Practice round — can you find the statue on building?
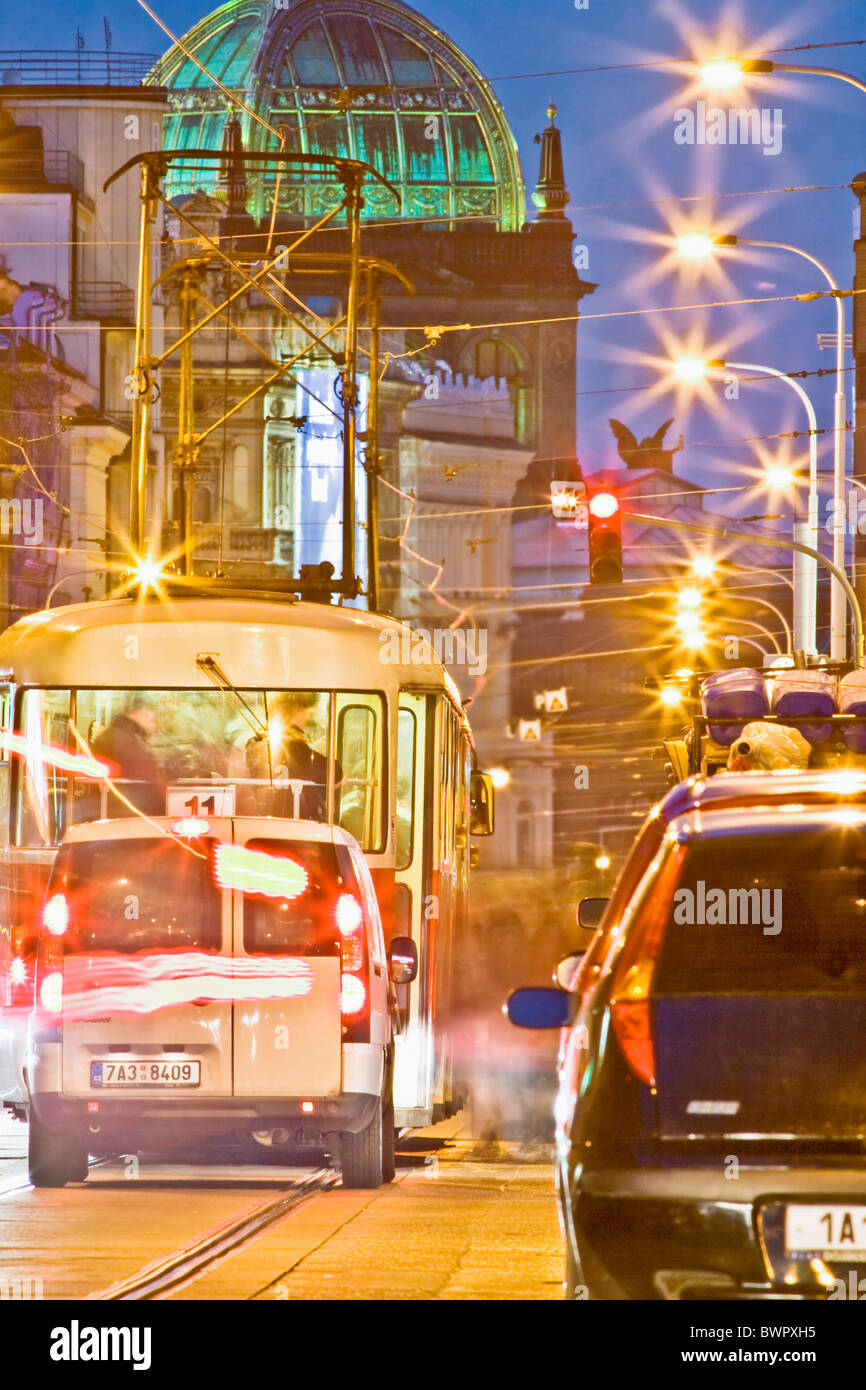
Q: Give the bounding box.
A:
[608,417,684,472]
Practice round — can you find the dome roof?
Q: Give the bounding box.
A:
[148,0,525,229]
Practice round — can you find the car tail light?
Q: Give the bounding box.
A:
[337,892,369,1040]
[609,844,684,1087]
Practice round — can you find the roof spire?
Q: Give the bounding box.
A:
[531,102,569,221]
[218,111,248,216]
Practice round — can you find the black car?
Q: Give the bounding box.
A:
[510,780,866,1300]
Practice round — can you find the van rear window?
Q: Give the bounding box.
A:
[654,827,866,993]
[50,837,221,953]
[241,839,353,957]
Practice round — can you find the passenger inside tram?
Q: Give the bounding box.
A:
[18,686,383,851]
[89,696,165,816]
[246,691,335,821]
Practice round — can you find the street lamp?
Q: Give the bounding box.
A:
[672,355,819,654]
[674,231,849,659]
[699,55,866,99]
[685,559,793,654]
[764,463,795,490]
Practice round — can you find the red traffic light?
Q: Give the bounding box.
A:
[587,489,623,584]
[588,491,619,520]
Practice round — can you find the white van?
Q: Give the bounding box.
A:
[24,816,417,1188]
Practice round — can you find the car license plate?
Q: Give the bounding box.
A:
[90,1059,201,1088]
[785,1205,866,1259]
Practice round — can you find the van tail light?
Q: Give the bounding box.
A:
[337,892,369,1041]
[39,971,63,1015]
[340,974,367,1016]
[609,845,684,1088]
[34,895,67,1034]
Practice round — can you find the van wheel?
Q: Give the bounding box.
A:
[381,1095,396,1184]
[28,1116,88,1188]
[340,1101,384,1189]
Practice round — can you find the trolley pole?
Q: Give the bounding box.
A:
[365,268,381,612]
[129,157,161,554]
[340,166,364,601]
[175,263,198,576]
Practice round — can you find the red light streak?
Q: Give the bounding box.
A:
[52,951,314,1020]
[2,732,109,780]
[212,843,309,899]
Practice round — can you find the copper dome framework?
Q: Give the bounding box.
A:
[148,0,526,230]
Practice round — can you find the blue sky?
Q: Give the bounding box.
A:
[6,0,865,517]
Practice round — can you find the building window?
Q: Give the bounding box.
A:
[516,798,535,864]
[472,337,519,384]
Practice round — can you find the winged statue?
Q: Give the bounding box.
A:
[608,417,684,472]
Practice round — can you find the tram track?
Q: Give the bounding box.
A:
[91,1167,339,1300]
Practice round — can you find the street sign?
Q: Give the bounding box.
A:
[551,479,587,527]
[543,687,568,713]
[518,718,542,741]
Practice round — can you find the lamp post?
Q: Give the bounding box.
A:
[673,356,820,654]
[677,232,849,659]
[629,506,866,665]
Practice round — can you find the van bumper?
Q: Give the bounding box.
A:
[29,1090,381,1145]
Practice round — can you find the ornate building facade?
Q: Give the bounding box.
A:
[0,0,595,867]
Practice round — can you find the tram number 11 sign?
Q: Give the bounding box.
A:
[166,786,237,817]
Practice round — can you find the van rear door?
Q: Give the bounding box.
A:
[229,827,342,1098]
[651,822,866,1141]
[57,826,232,1098]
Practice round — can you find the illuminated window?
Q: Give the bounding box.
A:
[325,16,386,85]
[449,115,494,182]
[303,112,350,179]
[354,114,401,183]
[171,16,259,89]
[380,26,434,84]
[402,115,448,182]
[291,20,339,85]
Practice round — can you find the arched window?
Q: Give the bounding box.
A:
[171,480,215,524]
[472,337,519,384]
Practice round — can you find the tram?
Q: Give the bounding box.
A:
[0,587,494,1131]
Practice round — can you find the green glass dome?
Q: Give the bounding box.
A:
[148,0,525,229]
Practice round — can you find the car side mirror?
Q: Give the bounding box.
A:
[388,935,418,985]
[554,951,585,992]
[577,896,609,931]
[469,770,495,836]
[505,986,570,1030]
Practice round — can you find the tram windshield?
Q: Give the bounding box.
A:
[14,687,385,853]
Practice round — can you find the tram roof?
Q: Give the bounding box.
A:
[0,596,468,711]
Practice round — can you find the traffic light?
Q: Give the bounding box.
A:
[587,490,622,584]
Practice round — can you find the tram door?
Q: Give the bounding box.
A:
[393,692,435,1126]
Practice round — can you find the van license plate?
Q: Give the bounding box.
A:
[90,1060,201,1087]
[785,1205,866,1258]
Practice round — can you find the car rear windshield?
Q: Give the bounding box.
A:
[50,837,221,953]
[653,826,866,992]
[241,839,353,957]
